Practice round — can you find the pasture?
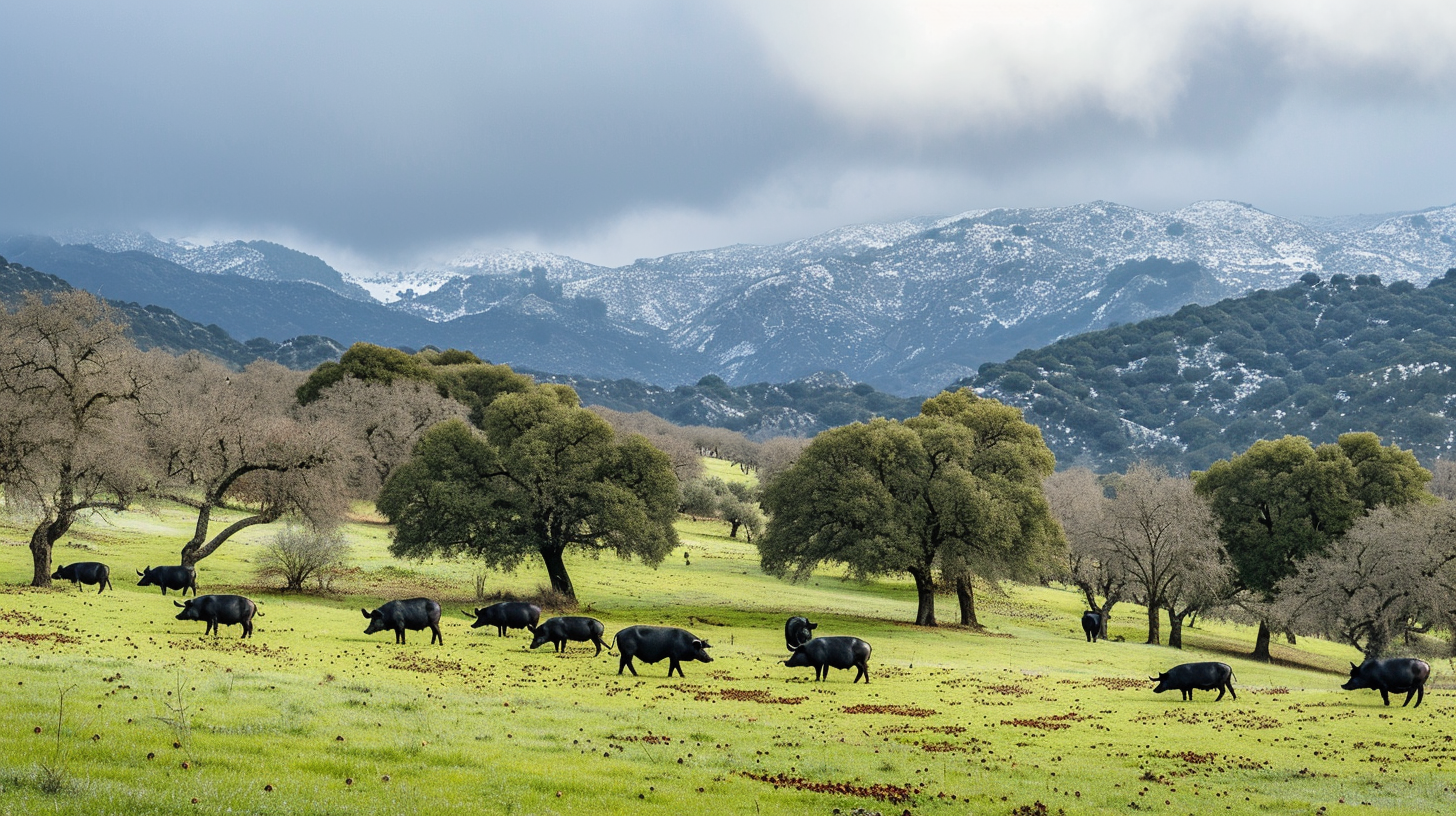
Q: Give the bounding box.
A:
[1,494,1453,815]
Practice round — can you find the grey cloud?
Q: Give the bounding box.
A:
[1,2,1454,267]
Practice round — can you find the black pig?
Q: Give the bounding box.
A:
[137,565,198,597]
[364,598,442,645]
[1151,662,1236,701]
[52,562,112,593]
[784,636,872,683]
[784,615,818,651]
[174,595,257,638]
[1342,658,1430,707]
[466,602,541,636]
[611,625,712,677]
[528,616,607,655]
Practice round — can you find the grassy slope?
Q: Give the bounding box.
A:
[1,482,1453,815]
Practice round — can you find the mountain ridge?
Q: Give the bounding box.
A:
[15,199,1456,394]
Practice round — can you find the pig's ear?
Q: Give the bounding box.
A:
[807,622,818,630]
[361,609,371,619]
[1350,662,1360,670]
[174,601,185,608]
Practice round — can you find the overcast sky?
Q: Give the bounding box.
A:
[4,1,1456,271]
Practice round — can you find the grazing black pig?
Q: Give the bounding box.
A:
[363,598,442,645]
[174,595,257,638]
[466,602,542,636]
[52,562,112,593]
[612,625,712,677]
[784,636,872,683]
[1341,658,1431,707]
[1081,611,1102,642]
[1151,662,1236,701]
[137,565,198,597]
[528,616,607,655]
[784,615,818,651]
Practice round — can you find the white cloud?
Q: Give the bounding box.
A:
[731,1,1456,137]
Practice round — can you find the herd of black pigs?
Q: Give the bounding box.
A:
[50,559,1432,708]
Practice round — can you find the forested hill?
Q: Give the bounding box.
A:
[528,370,925,440]
[0,256,344,369]
[967,270,1456,472]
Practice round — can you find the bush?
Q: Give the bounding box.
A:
[255,525,352,591]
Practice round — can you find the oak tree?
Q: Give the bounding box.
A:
[1194,433,1429,659]
[377,386,680,600]
[758,390,1060,626]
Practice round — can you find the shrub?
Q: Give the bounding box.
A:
[255,525,352,591]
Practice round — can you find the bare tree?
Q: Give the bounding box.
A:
[0,293,152,587]
[147,354,348,567]
[1430,459,1456,501]
[1161,539,1233,648]
[589,407,703,482]
[1274,503,1456,659]
[1099,464,1224,645]
[309,377,465,497]
[1044,468,1122,639]
[757,436,810,485]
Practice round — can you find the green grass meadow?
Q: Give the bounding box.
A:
[2,475,1455,815]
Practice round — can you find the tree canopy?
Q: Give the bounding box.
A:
[1193,432,1429,658]
[0,292,152,586]
[757,390,1061,626]
[377,386,680,600]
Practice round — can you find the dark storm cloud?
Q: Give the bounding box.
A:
[0,2,828,260]
[3,2,1456,266]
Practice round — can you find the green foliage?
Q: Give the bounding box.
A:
[534,370,923,438]
[680,476,762,539]
[969,270,1456,471]
[297,342,436,404]
[1193,434,1430,596]
[432,361,535,426]
[377,387,680,600]
[758,390,1061,625]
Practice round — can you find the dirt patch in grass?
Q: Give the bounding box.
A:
[0,609,42,626]
[1000,712,1093,731]
[168,639,290,661]
[1086,676,1146,691]
[0,630,81,645]
[388,653,466,676]
[736,771,919,803]
[664,684,807,705]
[841,704,936,717]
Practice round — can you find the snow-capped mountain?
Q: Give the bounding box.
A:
[22,200,1456,394]
[377,200,1456,392]
[53,230,373,301]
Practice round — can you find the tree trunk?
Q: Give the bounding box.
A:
[1252,620,1272,661]
[28,513,73,588]
[957,575,978,627]
[1167,610,1184,649]
[1285,630,1298,645]
[540,546,576,601]
[29,526,54,588]
[1146,601,1161,645]
[910,569,936,627]
[181,511,282,567]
